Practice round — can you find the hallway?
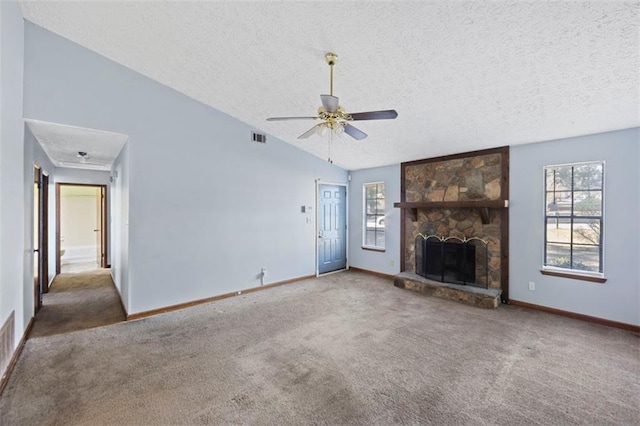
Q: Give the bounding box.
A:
[30,270,125,338]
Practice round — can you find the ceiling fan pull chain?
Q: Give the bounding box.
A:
[328,129,333,163]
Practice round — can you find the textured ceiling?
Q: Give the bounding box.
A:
[19,1,640,170]
[26,120,128,171]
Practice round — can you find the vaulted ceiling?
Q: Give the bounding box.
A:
[19,1,639,170]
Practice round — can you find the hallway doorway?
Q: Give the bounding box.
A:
[56,184,108,274]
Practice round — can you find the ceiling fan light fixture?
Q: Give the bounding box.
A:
[266,52,398,148]
[333,123,344,137]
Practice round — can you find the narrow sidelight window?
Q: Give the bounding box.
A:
[544,161,604,275]
[363,182,385,250]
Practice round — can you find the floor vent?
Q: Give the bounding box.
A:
[0,311,15,378]
[252,132,267,144]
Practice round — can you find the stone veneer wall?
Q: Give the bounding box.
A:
[402,152,507,290]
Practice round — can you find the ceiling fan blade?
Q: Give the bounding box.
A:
[266,116,318,121]
[298,123,324,139]
[320,95,339,113]
[343,123,367,140]
[349,109,398,121]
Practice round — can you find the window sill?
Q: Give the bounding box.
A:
[540,268,607,283]
[362,246,386,253]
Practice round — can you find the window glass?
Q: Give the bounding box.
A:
[363,182,385,249]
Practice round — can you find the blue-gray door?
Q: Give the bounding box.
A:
[318,184,347,274]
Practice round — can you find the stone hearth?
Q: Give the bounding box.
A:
[394,272,501,309]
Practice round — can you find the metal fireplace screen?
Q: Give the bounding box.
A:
[415,235,489,288]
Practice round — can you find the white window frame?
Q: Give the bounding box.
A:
[542,160,605,279]
[362,182,386,251]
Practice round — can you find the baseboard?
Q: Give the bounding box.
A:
[0,317,35,397]
[127,274,316,321]
[348,266,395,280]
[509,299,640,333]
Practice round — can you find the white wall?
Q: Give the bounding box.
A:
[348,165,401,276]
[60,190,99,248]
[24,22,347,315]
[510,128,640,326]
[0,1,26,353]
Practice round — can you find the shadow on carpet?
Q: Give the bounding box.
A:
[29,269,125,338]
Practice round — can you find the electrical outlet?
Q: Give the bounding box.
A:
[390,260,395,267]
[528,281,535,291]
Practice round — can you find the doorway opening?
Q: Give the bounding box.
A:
[56,183,108,274]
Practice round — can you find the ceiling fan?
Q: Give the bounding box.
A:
[266,52,398,141]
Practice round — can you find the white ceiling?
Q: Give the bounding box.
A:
[26,119,128,171]
[19,1,639,170]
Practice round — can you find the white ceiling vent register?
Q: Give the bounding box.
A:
[252,132,267,144]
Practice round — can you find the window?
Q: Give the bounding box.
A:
[363,182,385,250]
[544,161,604,275]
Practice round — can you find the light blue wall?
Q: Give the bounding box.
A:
[510,128,640,326]
[348,165,401,276]
[0,1,27,350]
[23,22,347,314]
[111,145,129,308]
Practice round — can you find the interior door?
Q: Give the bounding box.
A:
[317,184,347,274]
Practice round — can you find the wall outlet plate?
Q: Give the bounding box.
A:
[528,281,535,291]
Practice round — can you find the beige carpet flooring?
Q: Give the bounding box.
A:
[29,269,125,338]
[1,271,638,425]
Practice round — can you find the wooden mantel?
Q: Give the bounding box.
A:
[393,199,509,224]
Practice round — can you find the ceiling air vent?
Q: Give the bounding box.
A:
[252,132,267,144]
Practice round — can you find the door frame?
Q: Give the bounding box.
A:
[41,173,49,293]
[33,165,43,312]
[55,183,108,274]
[315,180,349,276]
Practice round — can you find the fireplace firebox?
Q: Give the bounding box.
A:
[415,235,489,288]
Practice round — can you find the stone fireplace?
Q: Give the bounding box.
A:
[393,147,509,308]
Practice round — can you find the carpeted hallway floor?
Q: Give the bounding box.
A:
[29,269,125,338]
[1,271,638,425]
